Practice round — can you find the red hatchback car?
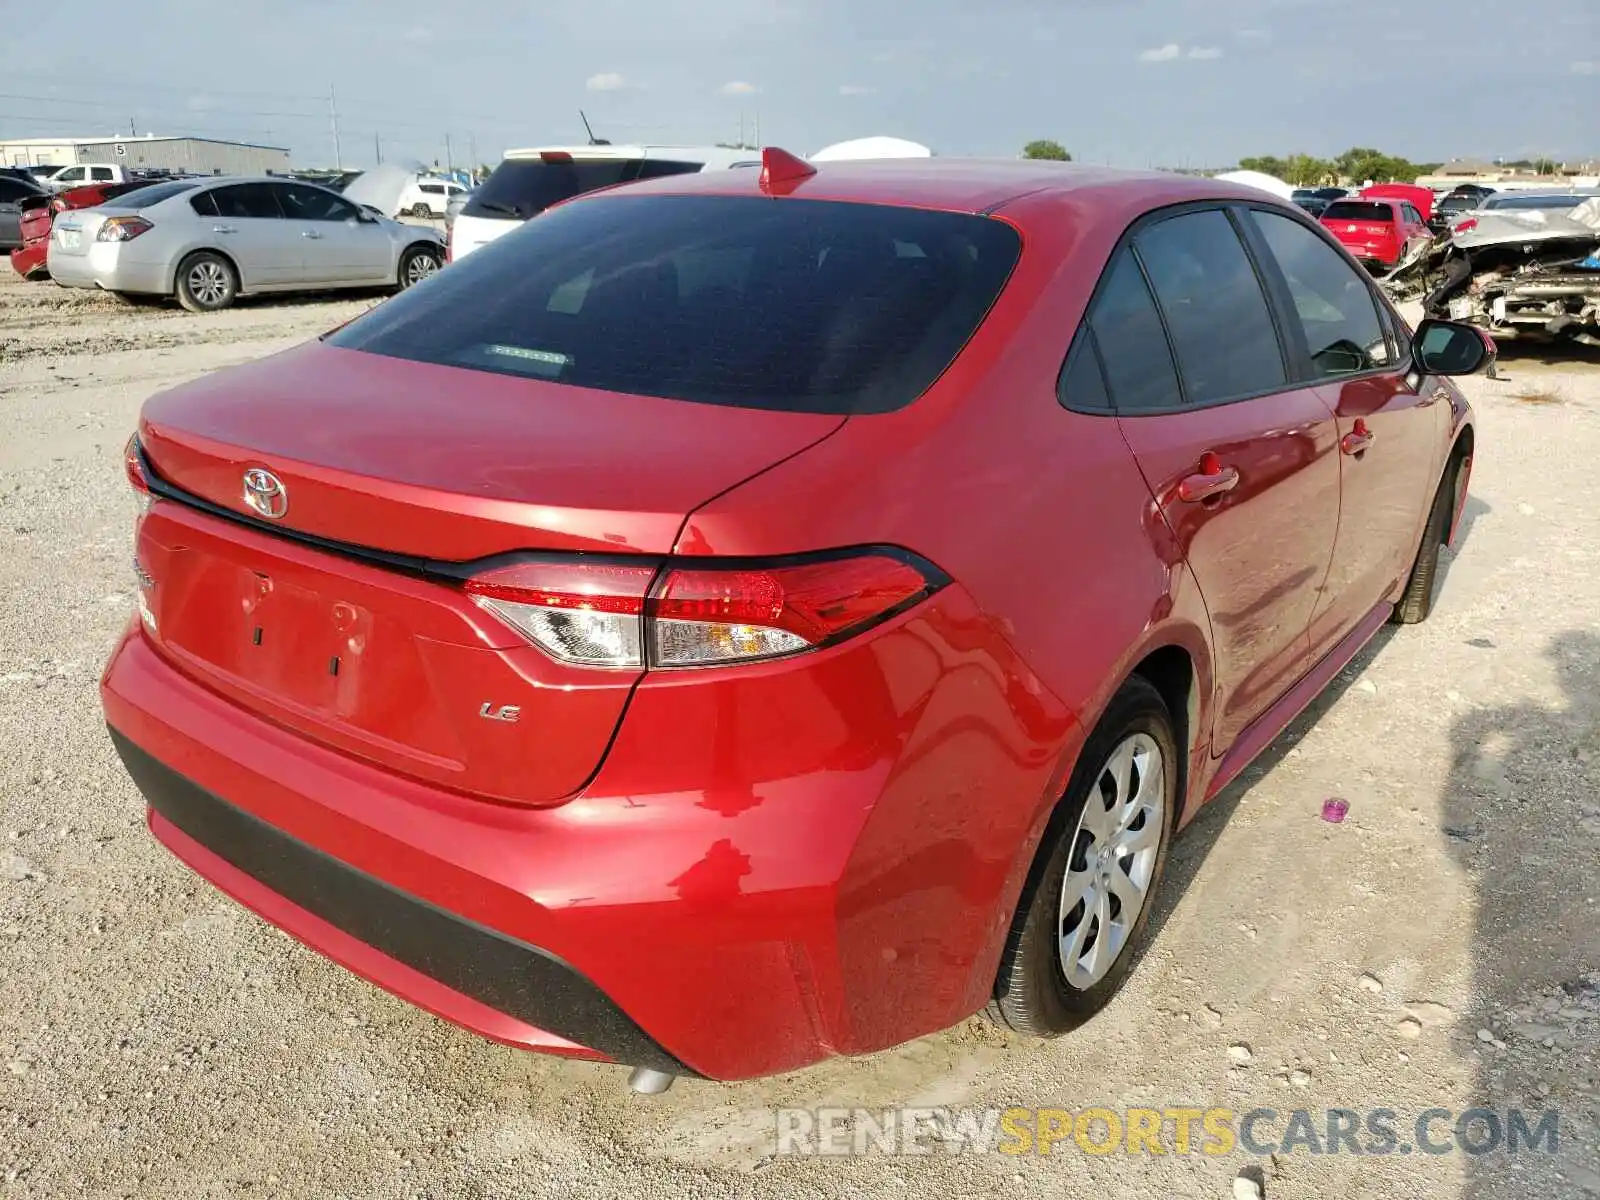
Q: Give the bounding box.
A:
[102,151,1490,1089]
[1319,196,1433,272]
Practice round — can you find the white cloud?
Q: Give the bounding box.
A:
[586,72,628,92]
[1573,61,1599,75]
[1138,42,1224,63]
[719,80,759,95]
[402,25,434,43]
[838,84,877,96]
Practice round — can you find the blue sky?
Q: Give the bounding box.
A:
[7,0,1597,168]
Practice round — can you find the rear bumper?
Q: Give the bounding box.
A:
[111,728,689,1073]
[47,244,168,293]
[10,242,48,279]
[102,597,1078,1080]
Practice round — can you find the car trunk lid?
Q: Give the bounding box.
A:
[134,340,845,805]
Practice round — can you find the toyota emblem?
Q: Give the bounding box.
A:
[242,468,289,520]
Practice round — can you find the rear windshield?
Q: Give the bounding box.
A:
[1323,201,1395,222]
[329,194,1022,416]
[97,180,199,209]
[462,157,641,220]
[1486,194,1586,210]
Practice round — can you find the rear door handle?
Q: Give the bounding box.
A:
[212,225,237,234]
[1341,419,1376,456]
[1177,454,1240,503]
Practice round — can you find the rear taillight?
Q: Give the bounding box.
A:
[97,216,152,242]
[464,550,945,670]
[124,433,153,514]
[1453,218,1478,234]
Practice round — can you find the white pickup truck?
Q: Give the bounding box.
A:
[44,164,134,191]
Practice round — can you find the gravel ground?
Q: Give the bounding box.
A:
[1,270,1598,1200]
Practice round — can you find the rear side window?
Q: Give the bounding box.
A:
[1251,211,1397,379]
[210,184,283,219]
[634,160,706,180]
[461,158,636,220]
[190,190,219,217]
[328,194,1021,416]
[1058,332,1111,411]
[90,167,114,181]
[1087,252,1182,411]
[1134,209,1286,404]
[1323,201,1395,223]
[278,183,357,221]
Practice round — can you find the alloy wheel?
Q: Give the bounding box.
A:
[188,262,228,307]
[405,253,439,286]
[1058,732,1165,989]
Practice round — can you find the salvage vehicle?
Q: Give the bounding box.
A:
[1384,197,1600,346]
[0,172,49,252]
[450,144,761,262]
[103,151,1490,1090]
[1361,183,1435,224]
[11,179,167,280]
[1319,197,1433,272]
[48,176,445,311]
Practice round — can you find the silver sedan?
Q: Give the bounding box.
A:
[47,177,445,311]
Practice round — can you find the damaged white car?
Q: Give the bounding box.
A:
[1382,198,1600,347]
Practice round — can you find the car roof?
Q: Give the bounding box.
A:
[502,144,761,168]
[569,156,1307,217]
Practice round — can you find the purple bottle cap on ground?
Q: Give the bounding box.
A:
[1321,798,1349,823]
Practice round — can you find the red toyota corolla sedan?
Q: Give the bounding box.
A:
[102,150,1490,1090]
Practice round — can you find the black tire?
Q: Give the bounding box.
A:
[1392,462,1457,625]
[410,203,431,218]
[987,676,1178,1036]
[396,245,442,291]
[174,251,237,313]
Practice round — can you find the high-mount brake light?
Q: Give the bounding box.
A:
[539,150,575,164]
[464,551,944,670]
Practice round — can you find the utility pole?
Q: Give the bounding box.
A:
[753,109,760,148]
[467,132,477,174]
[128,117,136,137]
[374,131,381,165]
[445,132,454,174]
[328,84,343,170]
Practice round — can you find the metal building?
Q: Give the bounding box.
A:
[0,135,291,175]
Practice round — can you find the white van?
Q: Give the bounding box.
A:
[448,145,761,262]
[395,176,470,219]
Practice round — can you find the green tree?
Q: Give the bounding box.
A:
[1237,155,1289,179]
[1022,139,1071,161]
[1533,157,1558,176]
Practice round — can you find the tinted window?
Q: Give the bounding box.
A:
[1485,194,1587,210]
[1251,211,1397,379]
[211,184,283,219]
[461,158,636,220]
[278,183,357,221]
[634,160,706,180]
[1088,251,1182,411]
[1134,210,1285,404]
[1401,205,1422,223]
[0,178,35,202]
[1058,332,1111,411]
[420,183,444,194]
[329,194,1021,416]
[96,180,199,210]
[90,167,114,181]
[190,190,219,217]
[1323,201,1395,223]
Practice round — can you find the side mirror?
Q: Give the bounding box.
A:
[1412,318,1496,377]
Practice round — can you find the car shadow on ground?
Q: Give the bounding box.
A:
[1442,627,1600,1199]
[1139,622,1399,955]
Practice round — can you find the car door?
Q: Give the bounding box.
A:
[1099,207,1342,752]
[276,183,392,284]
[1399,204,1429,258]
[1245,208,1448,660]
[0,178,34,248]
[203,183,300,288]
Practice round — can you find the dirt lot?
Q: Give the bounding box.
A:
[1,270,1598,1200]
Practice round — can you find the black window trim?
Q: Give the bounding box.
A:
[1058,199,1301,418]
[1239,201,1418,390]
